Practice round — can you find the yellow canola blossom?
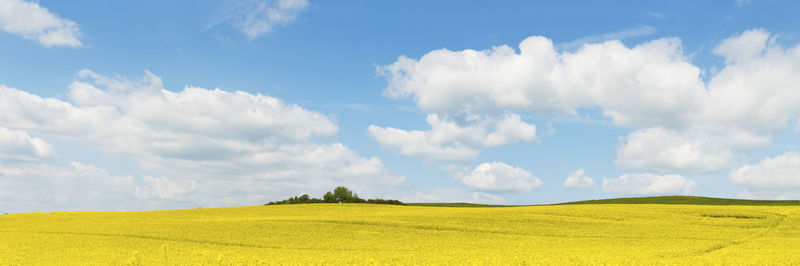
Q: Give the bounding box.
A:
[1,204,799,264]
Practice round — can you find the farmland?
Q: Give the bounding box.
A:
[2,198,800,264]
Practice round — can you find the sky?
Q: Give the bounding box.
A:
[2,0,800,213]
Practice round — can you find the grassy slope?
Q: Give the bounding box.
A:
[557,195,800,206]
[409,196,800,207]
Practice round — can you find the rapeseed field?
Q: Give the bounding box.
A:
[1,203,799,264]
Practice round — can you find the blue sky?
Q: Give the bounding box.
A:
[2,0,800,213]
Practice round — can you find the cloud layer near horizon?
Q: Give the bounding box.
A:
[731,152,800,199]
[0,70,404,213]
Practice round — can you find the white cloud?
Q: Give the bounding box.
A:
[735,0,752,7]
[134,176,197,200]
[562,38,706,128]
[626,29,800,174]
[380,36,565,114]
[645,12,667,19]
[456,162,542,192]
[392,188,506,205]
[713,29,770,64]
[375,31,705,166]
[377,29,800,174]
[615,127,770,173]
[563,169,594,188]
[701,29,800,134]
[616,29,800,174]
[379,35,704,128]
[0,129,142,213]
[0,127,56,161]
[730,152,800,197]
[217,0,309,39]
[737,190,800,200]
[483,113,537,147]
[368,113,536,162]
[367,125,478,162]
[0,0,83,47]
[558,25,657,50]
[0,160,136,213]
[603,173,696,196]
[0,70,404,211]
[794,119,800,133]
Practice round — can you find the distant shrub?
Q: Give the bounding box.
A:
[266,186,403,205]
[367,198,404,205]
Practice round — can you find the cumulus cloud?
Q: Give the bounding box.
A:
[375,31,704,166]
[379,35,704,127]
[730,152,800,199]
[615,127,769,173]
[0,0,83,47]
[0,70,404,211]
[483,113,537,146]
[456,162,542,192]
[616,29,800,174]
[563,169,594,188]
[367,125,478,162]
[0,127,56,161]
[0,127,192,213]
[603,173,696,196]
[377,28,800,174]
[368,113,536,162]
[0,160,136,213]
[214,0,309,39]
[701,30,800,134]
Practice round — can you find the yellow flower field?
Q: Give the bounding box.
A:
[1,203,799,264]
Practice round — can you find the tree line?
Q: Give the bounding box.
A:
[266,186,404,205]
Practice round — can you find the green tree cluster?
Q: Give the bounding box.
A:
[267,186,403,205]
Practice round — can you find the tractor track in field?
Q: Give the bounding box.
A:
[2,217,732,249]
[664,212,789,258]
[0,230,409,252]
[290,219,730,241]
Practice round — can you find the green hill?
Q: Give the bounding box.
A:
[408,196,800,207]
[557,196,800,206]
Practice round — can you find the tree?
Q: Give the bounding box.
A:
[323,191,336,203]
[265,186,402,205]
[332,186,353,203]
